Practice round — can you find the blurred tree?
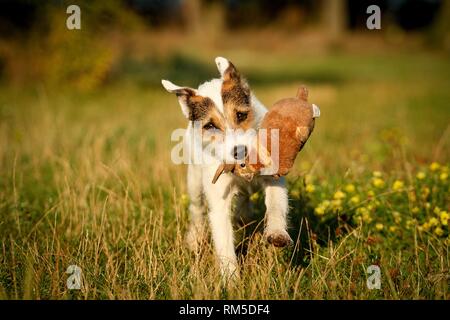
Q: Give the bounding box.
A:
[427,0,450,50]
[0,0,144,90]
[127,0,184,27]
[390,0,442,30]
[181,0,201,34]
[321,0,347,40]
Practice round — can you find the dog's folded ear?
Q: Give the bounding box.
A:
[162,79,196,96]
[161,79,200,120]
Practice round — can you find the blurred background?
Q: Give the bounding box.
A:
[0,0,448,90]
[0,0,449,178]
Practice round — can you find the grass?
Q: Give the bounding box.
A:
[0,49,449,299]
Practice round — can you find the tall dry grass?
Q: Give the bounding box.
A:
[0,50,449,299]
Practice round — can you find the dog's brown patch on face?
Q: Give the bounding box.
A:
[221,62,254,130]
[173,88,212,121]
[185,95,216,122]
[175,89,226,136]
[201,107,226,136]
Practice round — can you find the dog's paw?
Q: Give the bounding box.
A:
[265,229,293,248]
[219,260,240,282]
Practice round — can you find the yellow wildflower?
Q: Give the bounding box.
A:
[421,187,430,199]
[363,213,372,223]
[434,227,444,237]
[430,162,440,171]
[392,211,402,224]
[345,184,356,193]
[429,217,439,227]
[315,200,330,216]
[433,207,441,215]
[356,207,372,223]
[333,190,346,200]
[416,171,426,180]
[305,184,315,193]
[350,195,360,204]
[392,180,404,191]
[375,223,384,231]
[250,192,260,202]
[422,222,430,231]
[367,190,375,197]
[315,206,325,216]
[372,178,385,188]
[440,172,448,181]
[440,211,449,226]
[331,199,342,211]
[389,226,398,232]
[411,207,420,214]
[356,207,368,215]
[373,171,382,178]
[180,194,190,207]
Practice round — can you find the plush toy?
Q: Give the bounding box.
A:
[212,86,320,183]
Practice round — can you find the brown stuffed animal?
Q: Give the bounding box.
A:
[212,86,320,183]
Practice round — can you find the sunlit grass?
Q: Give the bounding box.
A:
[0,50,449,299]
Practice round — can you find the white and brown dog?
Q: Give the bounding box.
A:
[162,57,292,277]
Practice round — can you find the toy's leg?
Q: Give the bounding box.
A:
[262,176,293,247]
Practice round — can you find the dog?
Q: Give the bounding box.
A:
[162,57,293,277]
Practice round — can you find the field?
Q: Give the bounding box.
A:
[0,49,449,299]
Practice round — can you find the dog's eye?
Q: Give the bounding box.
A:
[203,122,218,130]
[236,112,248,123]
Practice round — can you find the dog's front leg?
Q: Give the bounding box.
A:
[204,169,238,278]
[262,176,293,247]
[185,164,207,252]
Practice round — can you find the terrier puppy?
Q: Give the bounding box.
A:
[162,57,292,277]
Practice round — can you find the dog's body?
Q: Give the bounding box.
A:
[162,58,292,277]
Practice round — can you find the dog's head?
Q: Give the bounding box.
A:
[162,57,262,166]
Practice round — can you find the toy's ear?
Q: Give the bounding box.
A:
[297,86,308,102]
[161,79,198,119]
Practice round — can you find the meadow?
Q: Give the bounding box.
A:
[0,49,449,299]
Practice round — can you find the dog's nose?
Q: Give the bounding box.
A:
[232,145,247,160]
